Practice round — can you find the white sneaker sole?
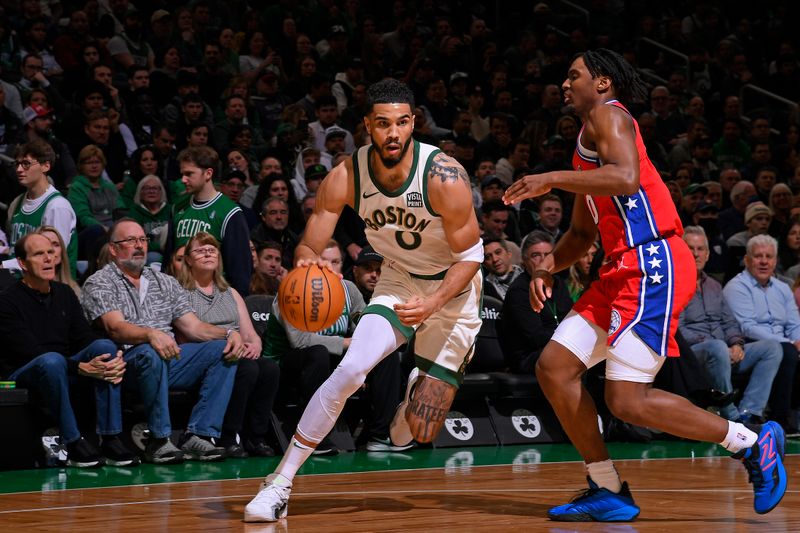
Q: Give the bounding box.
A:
[243,504,288,522]
[390,367,420,447]
[366,441,415,452]
[244,496,289,522]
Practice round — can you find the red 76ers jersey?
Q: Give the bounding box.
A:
[571,100,683,260]
[569,100,695,358]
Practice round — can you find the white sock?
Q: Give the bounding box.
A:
[273,437,314,483]
[720,421,758,454]
[586,459,622,493]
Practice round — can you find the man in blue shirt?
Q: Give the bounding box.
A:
[723,234,800,432]
[681,227,782,423]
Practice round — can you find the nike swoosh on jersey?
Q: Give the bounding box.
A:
[362,190,381,199]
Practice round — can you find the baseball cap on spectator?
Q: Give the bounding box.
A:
[744,202,772,224]
[150,9,170,24]
[481,175,505,189]
[305,164,328,182]
[23,104,53,124]
[450,72,469,85]
[693,202,718,214]
[355,246,383,266]
[534,3,551,14]
[330,25,347,36]
[683,183,708,196]
[542,135,565,147]
[325,126,347,141]
[124,5,139,17]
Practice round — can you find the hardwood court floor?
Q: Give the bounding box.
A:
[0,444,798,532]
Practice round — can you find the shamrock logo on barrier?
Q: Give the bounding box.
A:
[444,411,474,441]
[511,409,541,438]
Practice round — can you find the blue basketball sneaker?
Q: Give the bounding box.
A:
[732,421,787,514]
[547,477,640,522]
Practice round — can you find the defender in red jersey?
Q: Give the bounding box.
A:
[504,49,786,521]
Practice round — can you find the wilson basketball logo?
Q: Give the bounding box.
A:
[308,277,324,323]
[278,264,345,332]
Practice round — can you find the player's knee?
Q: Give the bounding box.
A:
[536,344,579,386]
[405,376,456,443]
[326,360,368,399]
[605,390,644,424]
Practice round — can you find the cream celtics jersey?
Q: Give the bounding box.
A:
[353,140,454,277]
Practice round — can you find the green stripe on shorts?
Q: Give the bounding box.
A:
[409,268,449,280]
[362,304,415,339]
[414,354,463,388]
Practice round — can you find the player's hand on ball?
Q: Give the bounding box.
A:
[296,258,342,278]
[395,296,439,326]
[529,270,554,312]
[503,173,552,205]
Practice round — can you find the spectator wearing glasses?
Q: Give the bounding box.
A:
[179,232,280,458]
[81,219,243,463]
[499,231,573,373]
[169,146,253,295]
[6,139,78,277]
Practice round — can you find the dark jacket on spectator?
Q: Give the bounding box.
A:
[499,270,572,373]
[0,280,97,378]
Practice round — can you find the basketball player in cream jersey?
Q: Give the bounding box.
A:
[245,79,484,522]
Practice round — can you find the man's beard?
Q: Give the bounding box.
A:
[121,256,146,274]
[372,135,412,169]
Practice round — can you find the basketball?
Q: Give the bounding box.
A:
[278,264,346,332]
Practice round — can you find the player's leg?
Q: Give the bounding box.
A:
[604,332,787,515]
[541,311,641,522]
[244,313,405,522]
[536,341,609,463]
[392,271,481,445]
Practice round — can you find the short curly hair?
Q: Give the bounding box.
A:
[367,78,415,112]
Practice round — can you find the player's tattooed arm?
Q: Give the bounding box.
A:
[429,152,470,186]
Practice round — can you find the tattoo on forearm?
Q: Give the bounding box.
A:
[430,153,470,186]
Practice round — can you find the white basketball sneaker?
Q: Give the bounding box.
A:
[244,473,292,522]
[390,367,420,447]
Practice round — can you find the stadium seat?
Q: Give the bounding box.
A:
[245,294,274,337]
